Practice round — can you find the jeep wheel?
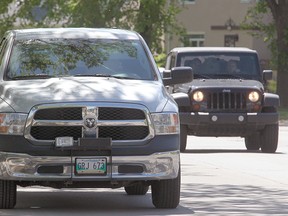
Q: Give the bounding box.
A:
[180,125,188,152]
[244,134,261,150]
[0,180,17,209]
[260,123,278,153]
[124,183,149,195]
[151,169,180,208]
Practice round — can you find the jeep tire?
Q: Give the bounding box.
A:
[180,125,188,152]
[0,180,17,209]
[244,133,261,150]
[260,123,278,153]
[151,169,180,208]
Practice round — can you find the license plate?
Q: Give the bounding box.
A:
[75,158,107,175]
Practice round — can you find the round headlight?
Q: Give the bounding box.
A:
[193,91,204,102]
[248,91,260,102]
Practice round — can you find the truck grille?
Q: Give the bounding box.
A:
[27,104,151,142]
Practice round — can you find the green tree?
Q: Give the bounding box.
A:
[0,0,183,54]
[242,0,288,108]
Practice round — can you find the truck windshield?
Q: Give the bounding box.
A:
[177,52,261,80]
[6,38,154,80]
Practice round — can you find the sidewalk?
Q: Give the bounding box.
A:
[279,120,288,126]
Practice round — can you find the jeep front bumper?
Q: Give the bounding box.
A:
[180,112,279,136]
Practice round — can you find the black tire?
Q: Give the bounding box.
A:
[151,169,180,208]
[180,125,188,152]
[0,180,17,209]
[124,183,149,195]
[260,123,278,153]
[244,133,261,150]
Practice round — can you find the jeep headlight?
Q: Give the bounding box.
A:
[0,113,27,135]
[248,91,260,102]
[151,113,180,135]
[192,91,204,102]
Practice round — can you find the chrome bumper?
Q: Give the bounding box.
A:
[0,151,179,181]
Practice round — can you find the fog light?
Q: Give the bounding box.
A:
[238,115,244,122]
[211,115,218,122]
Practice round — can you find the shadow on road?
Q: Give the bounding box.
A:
[182,149,285,154]
[181,183,288,215]
[0,188,194,216]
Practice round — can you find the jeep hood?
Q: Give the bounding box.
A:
[182,79,264,91]
[0,77,171,113]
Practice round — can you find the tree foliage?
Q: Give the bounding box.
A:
[242,0,288,108]
[0,0,184,53]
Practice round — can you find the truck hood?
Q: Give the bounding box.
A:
[0,77,169,113]
[182,79,264,91]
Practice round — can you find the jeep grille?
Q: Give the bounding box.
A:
[208,92,246,110]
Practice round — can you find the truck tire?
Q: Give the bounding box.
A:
[124,183,149,195]
[244,134,261,150]
[0,180,17,209]
[151,169,180,208]
[180,125,187,152]
[260,123,278,153]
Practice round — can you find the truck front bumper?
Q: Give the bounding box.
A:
[180,112,279,136]
[0,151,179,181]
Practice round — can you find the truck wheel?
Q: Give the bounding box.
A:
[124,183,149,195]
[260,123,278,153]
[151,169,180,208]
[244,134,260,150]
[0,180,17,209]
[180,125,187,152]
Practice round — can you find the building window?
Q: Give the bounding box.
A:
[183,34,205,47]
[182,0,196,4]
[224,34,239,47]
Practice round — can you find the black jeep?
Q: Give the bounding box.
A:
[164,47,280,153]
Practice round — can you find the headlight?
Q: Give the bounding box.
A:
[192,91,204,102]
[248,91,260,102]
[0,113,27,135]
[151,113,180,135]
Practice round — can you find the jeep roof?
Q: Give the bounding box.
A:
[170,47,257,54]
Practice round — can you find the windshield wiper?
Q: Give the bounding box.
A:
[194,74,212,79]
[10,74,55,80]
[216,74,243,79]
[73,74,137,80]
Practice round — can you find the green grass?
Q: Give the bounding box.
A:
[279,108,288,120]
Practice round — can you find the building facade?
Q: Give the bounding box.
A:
[166,0,272,63]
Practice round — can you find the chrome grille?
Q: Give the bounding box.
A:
[27,104,152,142]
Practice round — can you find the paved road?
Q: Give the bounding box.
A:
[1,127,288,216]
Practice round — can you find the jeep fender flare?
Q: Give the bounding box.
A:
[263,92,280,108]
[171,92,190,107]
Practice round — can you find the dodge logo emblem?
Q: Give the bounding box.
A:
[84,117,96,128]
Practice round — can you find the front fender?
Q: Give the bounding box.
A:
[263,92,280,107]
[171,92,190,107]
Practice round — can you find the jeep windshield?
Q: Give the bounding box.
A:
[6,38,155,80]
[177,52,261,81]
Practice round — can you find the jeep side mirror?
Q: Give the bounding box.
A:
[263,70,273,81]
[162,66,193,86]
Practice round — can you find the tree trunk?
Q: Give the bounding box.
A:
[267,0,288,108]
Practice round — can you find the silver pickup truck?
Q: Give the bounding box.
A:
[0,28,192,209]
